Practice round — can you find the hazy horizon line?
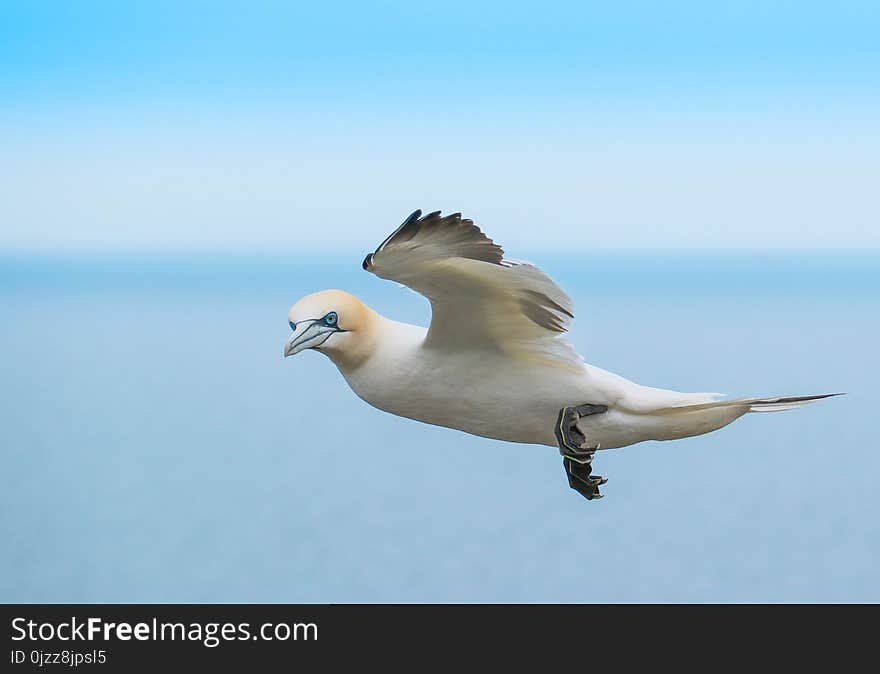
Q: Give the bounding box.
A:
[2,245,879,259]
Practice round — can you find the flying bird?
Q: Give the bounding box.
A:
[284,210,839,500]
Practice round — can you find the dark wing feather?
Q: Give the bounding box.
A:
[363,210,504,271]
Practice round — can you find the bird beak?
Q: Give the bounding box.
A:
[283,336,301,358]
[283,321,335,357]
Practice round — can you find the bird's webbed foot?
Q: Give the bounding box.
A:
[554,403,606,459]
[555,403,608,500]
[563,457,608,500]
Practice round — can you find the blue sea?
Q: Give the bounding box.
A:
[1,252,877,602]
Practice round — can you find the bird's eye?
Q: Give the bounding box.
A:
[324,311,338,326]
[289,321,296,332]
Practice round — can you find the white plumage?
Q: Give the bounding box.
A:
[284,210,839,497]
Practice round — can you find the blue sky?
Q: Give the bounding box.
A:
[1,1,878,251]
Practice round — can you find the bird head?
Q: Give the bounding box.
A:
[284,289,376,367]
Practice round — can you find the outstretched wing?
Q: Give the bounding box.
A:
[362,210,583,371]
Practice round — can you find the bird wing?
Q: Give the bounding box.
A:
[362,210,584,371]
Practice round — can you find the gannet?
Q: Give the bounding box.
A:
[284,210,840,500]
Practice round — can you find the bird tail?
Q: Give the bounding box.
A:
[597,391,844,447]
[629,392,844,445]
[664,392,844,414]
[743,393,845,412]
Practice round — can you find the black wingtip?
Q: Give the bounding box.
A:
[370,208,505,265]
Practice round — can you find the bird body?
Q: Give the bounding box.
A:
[299,297,804,450]
[284,210,839,498]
